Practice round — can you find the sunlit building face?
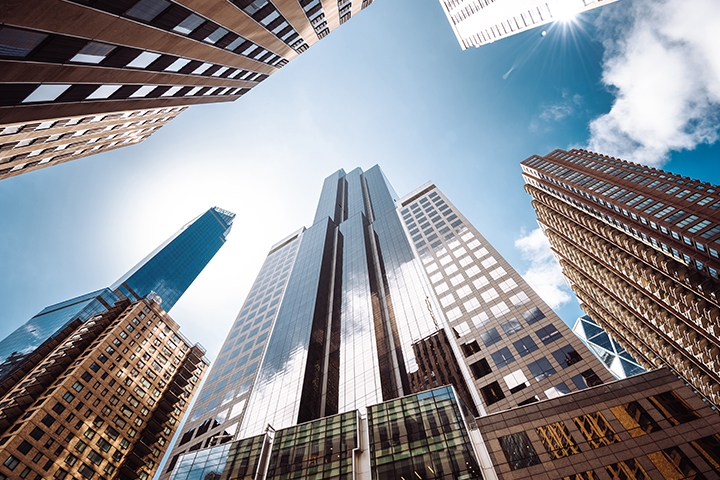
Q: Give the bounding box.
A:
[163,165,614,478]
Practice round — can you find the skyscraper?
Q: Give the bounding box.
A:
[438,0,619,49]
[0,206,234,390]
[0,0,376,180]
[162,166,613,478]
[573,314,645,379]
[0,296,208,480]
[522,148,720,406]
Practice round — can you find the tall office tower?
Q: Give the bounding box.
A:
[0,207,234,392]
[521,148,720,406]
[0,297,208,480]
[0,107,186,180]
[438,0,619,49]
[162,166,613,478]
[573,314,645,379]
[0,0,376,180]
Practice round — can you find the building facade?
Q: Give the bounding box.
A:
[0,297,208,480]
[477,367,720,479]
[162,166,614,478]
[522,148,720,406]
[438,0,619,49]
[0,106,185,180]
[0,206,234,389]
[0,0,376,179]
[573,314,645,380]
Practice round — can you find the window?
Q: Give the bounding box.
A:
[70,42,115,64]
[63,392,75,403]
[17,440,32,455]
[500,317,523,336]
[461,340,481,357]
[29,427,44,440]
[498,432,540,470]
[689,434,720,472]
[527,358,556,381]
[544,382,571,398]
[3,455,19,470]
[480,288,499,302]
[536,422,581,459]
[610,401,661,438]
[480,381,505,405]
[552,345,583,368]
[513,336,538,356]
[573,412,620,448]
[604,459,648,479]
[87,450,102,466]
[127,51,161,68]
[78,463,95,479]
[571,369,603,389]
[647,447,704,480]
[469,358,492,378]
[125,0,170,21]
[23,84,71,103]
[503,369,529,394]
[522,307,545,324]
[173,14,205,34]
[480,328,501,347]
[648,390,699,425]
[509,292,530,306]
[0,26,48,57]
[536,324,561,344]
[490,347,515,368]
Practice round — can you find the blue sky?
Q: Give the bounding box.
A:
[1,0,719,363]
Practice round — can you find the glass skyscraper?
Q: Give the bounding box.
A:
[573,314,645,379]
[163,166,614,478]
[0,206,234,383]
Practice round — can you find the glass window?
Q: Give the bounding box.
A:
[689,433,720,471]
[552,345,583,368]
[609,401,661,438]
[544,382,571,399]
[204,27,228,44]
[0,26,48,57]
[469,358,491,379]
[22,84,71,103]
[480,328,501,347]
[573,412,620,448]
[527,357,556,381]
[647,447,703,480]
[604,459,648,479]
[501,317,523,336]
[164,58,191,72]
[173,14,205,34]
[522,307,545,325]
[648,391,699,426]
[127,51,160,68]
[503,369,529,394]
[70,41,115,64]
[491,347,515,369]
[536,421,581,459]
[513,336,538,356]
[129,85,156,97]
[536,324,561,344]
[480,381,505,405]
[498,432,541,470]
[125,0,170,21]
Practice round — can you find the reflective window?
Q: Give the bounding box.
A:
[513,336,538,356]
[522,307,545,325]
[490,347,515,369]
[480,381,505,405]
[469,358,491,378]
[573,412,620,448]
[536,421,581,459]
[527,357,556,381]
[536,324,561,344]
[125,0,170,21]
[22,84,71,103]
[480,328,501,347]
[173,14,205,34]
[552,345,583,368]
[647,447,704,480]
[498,432,541,470]
[70,41,115,64]
[500,317,523,336]
[0,26,48,57]
[610,401,660,438]
[604,458,648,479]
[648,390,699,426]
[127,51,160,68]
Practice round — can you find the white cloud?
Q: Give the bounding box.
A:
[588,0,720,166]
[514,228,572,310]
[539,92,582,122]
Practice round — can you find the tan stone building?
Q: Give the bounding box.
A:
[0,298,207,480]
[522,148,720,406]
[0,0,376,179]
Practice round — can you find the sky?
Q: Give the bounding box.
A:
[1,0,720,371]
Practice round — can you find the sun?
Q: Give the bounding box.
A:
[551,0,583,23]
